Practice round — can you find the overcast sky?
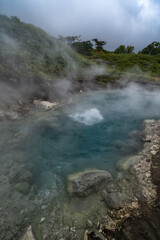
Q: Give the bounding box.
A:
[0,0,160,51]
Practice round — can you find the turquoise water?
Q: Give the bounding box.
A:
[1,85,160,236]
[17,86,160,189]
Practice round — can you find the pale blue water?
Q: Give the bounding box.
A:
[17,85,160,189]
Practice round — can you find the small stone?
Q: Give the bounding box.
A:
[84,230,90,240]
[124,213,130,218]
[40,217,45,224]
[150,150,157,155]
[33,100,58,110]
[70,227,76,232]
[41,205,48,210]
[21,225,36,240]
[132,202,139,208]
[15,182,29,195]
[43,234,48,240]
[86,219,93,228]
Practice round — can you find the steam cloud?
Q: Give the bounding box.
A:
[64,82,160,124]
[0,32,108,108]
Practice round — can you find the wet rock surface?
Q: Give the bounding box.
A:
[104,191,129,209]
[67,169,112,197]
[0,99,60,121]
[21,225,36,240]
[0,103,31,121]
[33,100,59,110]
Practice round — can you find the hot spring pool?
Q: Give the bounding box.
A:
[22,85,160,186]
[1,84,160,231]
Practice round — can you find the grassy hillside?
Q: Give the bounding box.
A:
[0,15,92,102]
[100,53,160,74]
[88,51,160,82]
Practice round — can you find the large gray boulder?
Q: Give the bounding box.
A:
[67,169,112,197]
[116,155,142,171]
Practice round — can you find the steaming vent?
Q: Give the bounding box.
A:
[69,108,103,126]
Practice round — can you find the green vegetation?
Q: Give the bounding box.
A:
[90,52,160,76]
[139,41,160,55]
[92,38,107,56]
[58,35,94,56]
[114,45,134,54]
[0,15,90,85]
[0,14,160,96]
[91,53,160,83]
[72,41,93,56]
[58,35,160,81]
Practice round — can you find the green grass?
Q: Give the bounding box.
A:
[84,51,160,84]
[89,52,160,80]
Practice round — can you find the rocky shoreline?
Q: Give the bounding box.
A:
[83,119,160,240]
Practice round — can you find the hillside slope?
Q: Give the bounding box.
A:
[0,15,92,103]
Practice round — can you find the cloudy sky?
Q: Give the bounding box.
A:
[0,0,160,51]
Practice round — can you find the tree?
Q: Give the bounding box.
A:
[126,45,134,53]
[114,45,126,54]
[114,45,134,54]
[92,38,107,56]
[139,41,160,55]
[58,36,93,55]
[71,41,93,55]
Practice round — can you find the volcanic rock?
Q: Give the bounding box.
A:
[116,155,142,171]
[67,169,112,197]
[21,225,36,240]
[33,100,58,110]
[104,191,129,209]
